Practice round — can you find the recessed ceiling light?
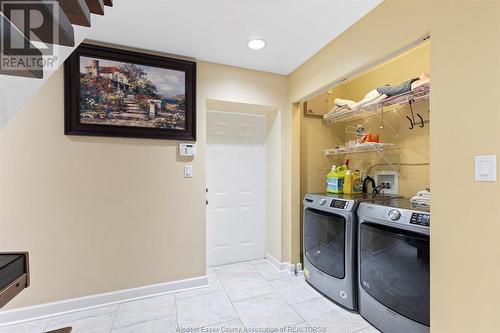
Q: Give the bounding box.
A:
[248,39,266,50]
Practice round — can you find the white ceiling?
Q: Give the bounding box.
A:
[88,0,382,75]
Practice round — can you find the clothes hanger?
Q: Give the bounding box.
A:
[407,99,426,129]
[407,100,416,129]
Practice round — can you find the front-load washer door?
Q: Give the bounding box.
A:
[360,222,430,326]
[304,208,345,279]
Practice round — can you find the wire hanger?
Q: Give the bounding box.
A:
[407,99,425,129]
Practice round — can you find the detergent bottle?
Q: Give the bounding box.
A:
[352,170,363,194]
[327,165,347,193]
[343,170,362,194]
[343,170,353,194]
[326,165,337,193]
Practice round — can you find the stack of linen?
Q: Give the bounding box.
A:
[410,189,430,209]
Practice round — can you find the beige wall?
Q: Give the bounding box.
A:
[288,1,500,332]
[0,60,287,309]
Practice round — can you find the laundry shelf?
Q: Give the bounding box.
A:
[324,143,403,156]
[324,83,430,124]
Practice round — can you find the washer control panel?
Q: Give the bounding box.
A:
[358,202,430,234]
[385,208,430,229]
[410,213,430,227]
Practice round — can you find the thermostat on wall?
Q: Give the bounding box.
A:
[179,143,197,157]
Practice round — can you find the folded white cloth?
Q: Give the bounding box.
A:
[416,190,430,198]
[410,189,430,208]
[410,196,430,205]
[334,98,357,109]
[323,105,350,119]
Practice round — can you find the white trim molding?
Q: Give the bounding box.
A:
[0,276,207,326]
[265,253,295,274]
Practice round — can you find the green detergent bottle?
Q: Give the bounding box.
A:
[327,165,347,193]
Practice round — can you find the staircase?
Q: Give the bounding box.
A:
[0,0,115,127]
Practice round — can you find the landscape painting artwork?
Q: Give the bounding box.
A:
[79,56,186,130]
[65,44,196,141]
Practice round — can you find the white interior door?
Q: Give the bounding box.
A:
[206,111,267,266]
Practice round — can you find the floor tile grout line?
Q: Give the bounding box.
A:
[195,268,278,302]
[351,322,376,333]
[109,295,177,331]
[216,261,302,304]
[44,310,57,330]
[230,289,307,328]
[109,302,121,332]
[110,314,178,331]
[42,316,51,332]
[217,267,246,328]
[177,270,239,328]
[174,286,211,301]
[289,293,328,308]
[174,291,180,330]
[230,290,279,304]
[43,305,119,331]
[271,283,310,327]
[220,260,307,328]
[215,270,264,282]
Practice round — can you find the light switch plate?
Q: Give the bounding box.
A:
[184,165,193,178]
[475,155,496,182]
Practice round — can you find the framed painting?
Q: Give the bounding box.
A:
[64,44,196,140]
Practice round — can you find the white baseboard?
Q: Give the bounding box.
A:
[265,253,295,274]
[0,275,207,326]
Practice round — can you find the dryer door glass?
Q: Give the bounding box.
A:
[304,208,345,279]
[360,223,430,326]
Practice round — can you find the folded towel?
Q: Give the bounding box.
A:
[416,190,430,199]
[411,195,430,208]
[335,98,357,109]
[410,196,430,205]
[410,189,430,208]
[323,105,350,119]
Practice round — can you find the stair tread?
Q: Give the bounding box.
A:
[85,0,104,15]
[58,0,91,27]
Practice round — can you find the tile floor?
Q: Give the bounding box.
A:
[0,260,379,333]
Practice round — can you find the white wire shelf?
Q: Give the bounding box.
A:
[323,83,430,124]
[324,142,403,156]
